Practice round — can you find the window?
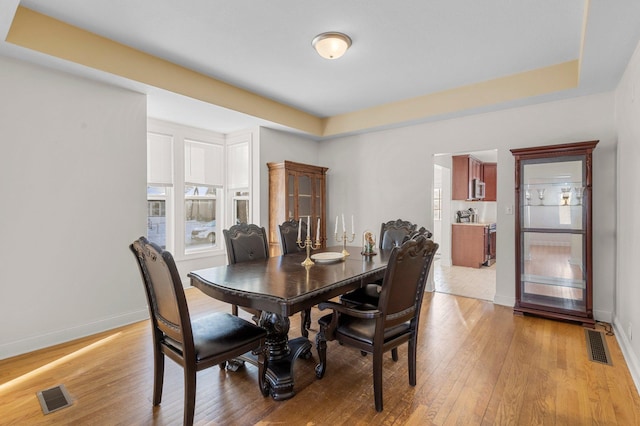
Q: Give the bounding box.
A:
[147,186,168,248]
[232,191,250,224]
[147,119,253,258]
[433,188,442,220]
[185,185,219,248]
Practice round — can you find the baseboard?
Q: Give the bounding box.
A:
[0,309,149,361]
[593,308,613,324]
[613,317,640,396]
[492,293,515,308]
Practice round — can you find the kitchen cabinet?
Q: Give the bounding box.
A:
[267,161,328,256]
[511,140,598,327]
[452,223,494,268]
[483,162,497,201]
[452,154,483,200]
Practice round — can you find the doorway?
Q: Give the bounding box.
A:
[433,150,497,301]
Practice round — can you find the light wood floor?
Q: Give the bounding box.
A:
[434,259,496,301]
[2,289,639,425]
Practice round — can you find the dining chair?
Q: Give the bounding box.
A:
[130,237,268,426]
[223,223,270,322]
[379,218,417,250]
[315,235,438,412]
[410,226,433,240]
[340,218,418,308]
[278,219,313,337]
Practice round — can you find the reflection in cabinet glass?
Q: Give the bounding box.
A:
[511,141,598,327]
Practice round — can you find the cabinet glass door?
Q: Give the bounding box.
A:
[520,158,586,313]
[298,175,312,217]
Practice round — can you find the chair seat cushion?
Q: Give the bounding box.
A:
[166,312,266,362]
[318,313,410,345]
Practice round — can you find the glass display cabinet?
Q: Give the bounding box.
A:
[267,161,328,256]
[511,140,598,327]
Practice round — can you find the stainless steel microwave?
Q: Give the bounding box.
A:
[472,179,485,199]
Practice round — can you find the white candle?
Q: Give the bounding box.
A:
[335,216,338,234]
[342,214,346,232]
[298,217,302,240]
[316,217,320,242]
[351,215,354,234]
[307,216,310,237]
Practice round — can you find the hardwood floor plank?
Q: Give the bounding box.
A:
[1,290,639,425]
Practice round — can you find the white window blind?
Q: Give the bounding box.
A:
[227,141,249,188]
[147,132,173,186]
[185,139,223,186]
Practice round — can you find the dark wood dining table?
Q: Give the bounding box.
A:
[188,246,391,400]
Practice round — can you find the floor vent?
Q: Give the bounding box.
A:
[585,329,613,366]
[37,384,72,414]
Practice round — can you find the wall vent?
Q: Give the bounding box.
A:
[36,384,72,414]
[585,329,612,366]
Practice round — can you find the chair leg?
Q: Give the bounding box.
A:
[183,366,197,426]
[391,347,399,362]
[373,348,384,412]
[152,347,164,405]
[231,304,238,316]
[408,336,417,386]
[315,328,327,379]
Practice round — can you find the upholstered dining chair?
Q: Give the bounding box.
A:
[278,219,313,337]
[340,218,419,308]
[410,226,433,240]
[315,236,438,412]
[223,223,270,321]
[379,218,417,250]
[130,237,268,426]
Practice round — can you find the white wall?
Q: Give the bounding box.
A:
[258,127,320,231]
[318,92,617,321]
[614,38,640,390]
[0,56,149,359]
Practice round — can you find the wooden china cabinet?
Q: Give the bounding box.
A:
[511,140,598,327]
[267,161,328,256]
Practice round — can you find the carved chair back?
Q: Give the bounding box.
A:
[278,219,307,255]
[130,236,193,356]
[223,223,270,265]
[379,219,417,250]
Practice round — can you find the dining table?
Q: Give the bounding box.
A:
[188,245,392,400]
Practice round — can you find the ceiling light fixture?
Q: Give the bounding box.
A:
[312,32,352,60]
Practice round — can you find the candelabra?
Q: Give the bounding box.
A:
[297,235,321,266]
[335,231,356,257]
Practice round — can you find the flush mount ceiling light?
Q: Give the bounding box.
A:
[312,32,352,60]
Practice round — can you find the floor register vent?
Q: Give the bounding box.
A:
[37,384,73,414]
[585,329,613,366]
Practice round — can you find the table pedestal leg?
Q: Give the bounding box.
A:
[259,311,312,400]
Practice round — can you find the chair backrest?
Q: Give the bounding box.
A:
[379,219,417,250]
[278,219,307,255]
[223,223,270,265]
[377,236,439,330]
[408,226,433,241]
[130,237,194,356]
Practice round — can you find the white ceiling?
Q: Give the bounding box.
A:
[2,0,640,137]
